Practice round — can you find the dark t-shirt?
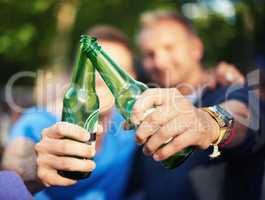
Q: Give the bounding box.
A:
[126,85,265,200]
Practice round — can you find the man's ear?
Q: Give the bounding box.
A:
[191,36,204,62]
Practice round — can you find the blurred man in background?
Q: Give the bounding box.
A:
[125,10,263,200]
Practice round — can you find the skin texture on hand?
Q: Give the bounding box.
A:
[2,118,105,192]
[130,88,220,161]
[35,122,97,187]
[130,88,249,162]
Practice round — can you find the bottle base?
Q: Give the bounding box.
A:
[162,147,193,169]
[58,170,92,180]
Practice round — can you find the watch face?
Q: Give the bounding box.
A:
[213,105,234,127]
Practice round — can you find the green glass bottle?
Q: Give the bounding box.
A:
[83,35,193,169]
[58,36,99,179]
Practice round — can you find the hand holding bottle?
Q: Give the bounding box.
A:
[130,88,220,162]
[35,122,102,187]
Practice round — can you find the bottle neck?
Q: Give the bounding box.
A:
[86,42,141,96]
[71,47,96,92]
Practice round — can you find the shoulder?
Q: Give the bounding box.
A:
[18,107,57,123]
[9,107,58,143]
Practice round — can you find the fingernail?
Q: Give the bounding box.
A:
[153,154,161,161]
[44,183,51,187]
[90,148,96,156]
[143,147,151,156]
[135,135,143,145]
[143,147,148,156]
[92,163,96,170]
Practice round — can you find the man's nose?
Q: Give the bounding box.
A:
[153,51,169,71]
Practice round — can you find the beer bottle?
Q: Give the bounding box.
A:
[58,36,99,179]
[83,35,193,169]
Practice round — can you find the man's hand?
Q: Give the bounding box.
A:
[207,62,245,89]
[35,122,96,187]
[130,88,220,161]
[1,138,41,193]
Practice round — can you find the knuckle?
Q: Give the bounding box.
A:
[56,123,64,134]
[35,142,47,154]
[41,128,49,137]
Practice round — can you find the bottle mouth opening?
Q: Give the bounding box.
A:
[80,35,100,54]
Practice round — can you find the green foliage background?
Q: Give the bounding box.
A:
[0,0,264,86]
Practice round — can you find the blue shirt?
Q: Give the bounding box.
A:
[9,108,136,200]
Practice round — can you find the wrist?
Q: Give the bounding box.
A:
[199,108,220,143]
[201,105,234,158]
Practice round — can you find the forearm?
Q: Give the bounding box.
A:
[219,100,249,148]
[2,152,44,193]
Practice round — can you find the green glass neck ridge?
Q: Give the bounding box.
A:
[71,36,96,92]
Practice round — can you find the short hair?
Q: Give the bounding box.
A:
[139,9,195,35]
[88,25,131,51]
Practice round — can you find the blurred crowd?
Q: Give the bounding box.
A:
[0,9,265,200]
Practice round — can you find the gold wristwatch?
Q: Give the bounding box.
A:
[202,105,234,158]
